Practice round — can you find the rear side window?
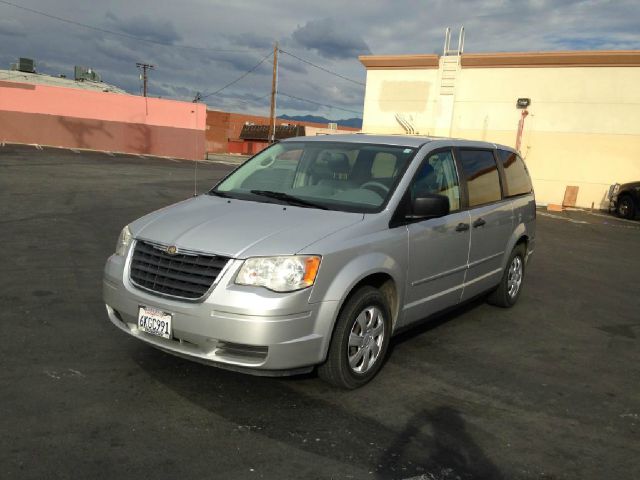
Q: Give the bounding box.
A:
[498,150,533,197]
[458,150,502,207]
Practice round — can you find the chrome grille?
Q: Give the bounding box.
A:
[130,240,230,300]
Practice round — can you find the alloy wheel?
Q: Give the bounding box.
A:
[347,306,385,374]
[507,256,523,298]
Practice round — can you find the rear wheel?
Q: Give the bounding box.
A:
[487,244,526,308]
[318,286,391,389]
[616,195,635,219]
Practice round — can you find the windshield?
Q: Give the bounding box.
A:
[212,141,418,213]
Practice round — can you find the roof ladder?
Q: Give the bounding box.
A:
[440,27,464,96]
[443,26,465,56]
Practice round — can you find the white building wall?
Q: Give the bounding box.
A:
[360,52,640,208]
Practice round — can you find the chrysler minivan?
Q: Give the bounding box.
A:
[103,135,535,388]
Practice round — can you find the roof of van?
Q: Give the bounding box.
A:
[281,133,517,152]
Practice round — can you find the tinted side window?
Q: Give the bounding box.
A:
[458,150,501,206]
[498,150,533,197]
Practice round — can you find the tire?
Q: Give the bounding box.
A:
[318,286,391,389]
[616,195,636,219]
[487,244,526,308]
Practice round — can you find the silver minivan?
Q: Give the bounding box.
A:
[103,135,535,388]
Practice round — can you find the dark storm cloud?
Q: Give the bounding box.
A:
[209,51,273,75]
[278,54,307,75]
[292,18,371,59]
[105,11,182,45]
[212,91,273,111]
[0,0,636,118]
[0,18,26,37]
[94,38,140,64]
[229,32,272,50]
[278,93,322,113]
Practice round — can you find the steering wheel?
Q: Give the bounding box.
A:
[360,181,390,197]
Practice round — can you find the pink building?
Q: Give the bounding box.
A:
[0,75,206,160]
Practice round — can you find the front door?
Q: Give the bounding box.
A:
[402,149,471,326]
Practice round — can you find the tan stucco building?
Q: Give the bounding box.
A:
[359,50,640,209]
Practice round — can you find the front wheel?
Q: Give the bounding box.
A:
[318,286,391,389]
[487,244,526,308]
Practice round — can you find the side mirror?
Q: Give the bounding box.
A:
[409,193,450,220]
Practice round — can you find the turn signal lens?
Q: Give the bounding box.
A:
[302,256,321,286]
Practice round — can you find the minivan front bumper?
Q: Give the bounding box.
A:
[103,252,338,374]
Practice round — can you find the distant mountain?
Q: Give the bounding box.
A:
[278,114,362,129]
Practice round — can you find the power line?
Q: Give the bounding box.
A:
[278,49,365,87]
[200,51,274,100]
[278,91,362,115]
[0,0,261,54]
[212,92,271,109]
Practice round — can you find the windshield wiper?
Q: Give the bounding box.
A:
[250,190,329,210]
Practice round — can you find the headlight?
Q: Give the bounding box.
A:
[115,225,132,256]
[235,255,321,292]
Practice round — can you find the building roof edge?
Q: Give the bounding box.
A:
[359,50,640,70]
[358,54,440,69]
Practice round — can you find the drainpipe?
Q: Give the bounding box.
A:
[515,109,529,153]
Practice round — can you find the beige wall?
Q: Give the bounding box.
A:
[362,68,440,135]
[360,54,640,208]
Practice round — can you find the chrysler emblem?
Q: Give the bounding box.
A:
[166,245,178,255]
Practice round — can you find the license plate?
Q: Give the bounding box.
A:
[137,306,172,339]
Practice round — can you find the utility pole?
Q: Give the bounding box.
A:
[267,42,279,144]
[136,62,155,97]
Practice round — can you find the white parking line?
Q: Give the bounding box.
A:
[537,212,589,224]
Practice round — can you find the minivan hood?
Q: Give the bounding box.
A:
[130,195,364,258]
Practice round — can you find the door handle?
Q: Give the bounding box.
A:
[455,223,469,232]
[472,218,486,228]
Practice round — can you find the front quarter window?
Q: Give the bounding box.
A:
[409,150,461,212]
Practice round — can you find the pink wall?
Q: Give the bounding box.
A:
[0,80,206,159]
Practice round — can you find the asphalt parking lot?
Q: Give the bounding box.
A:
[1,145,639,480]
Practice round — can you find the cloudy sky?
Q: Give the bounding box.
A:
[0,0,637,120]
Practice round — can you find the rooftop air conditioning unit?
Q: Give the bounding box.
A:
[17,57,35,73]
[328,122,338,130]
[74,65,102,82]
